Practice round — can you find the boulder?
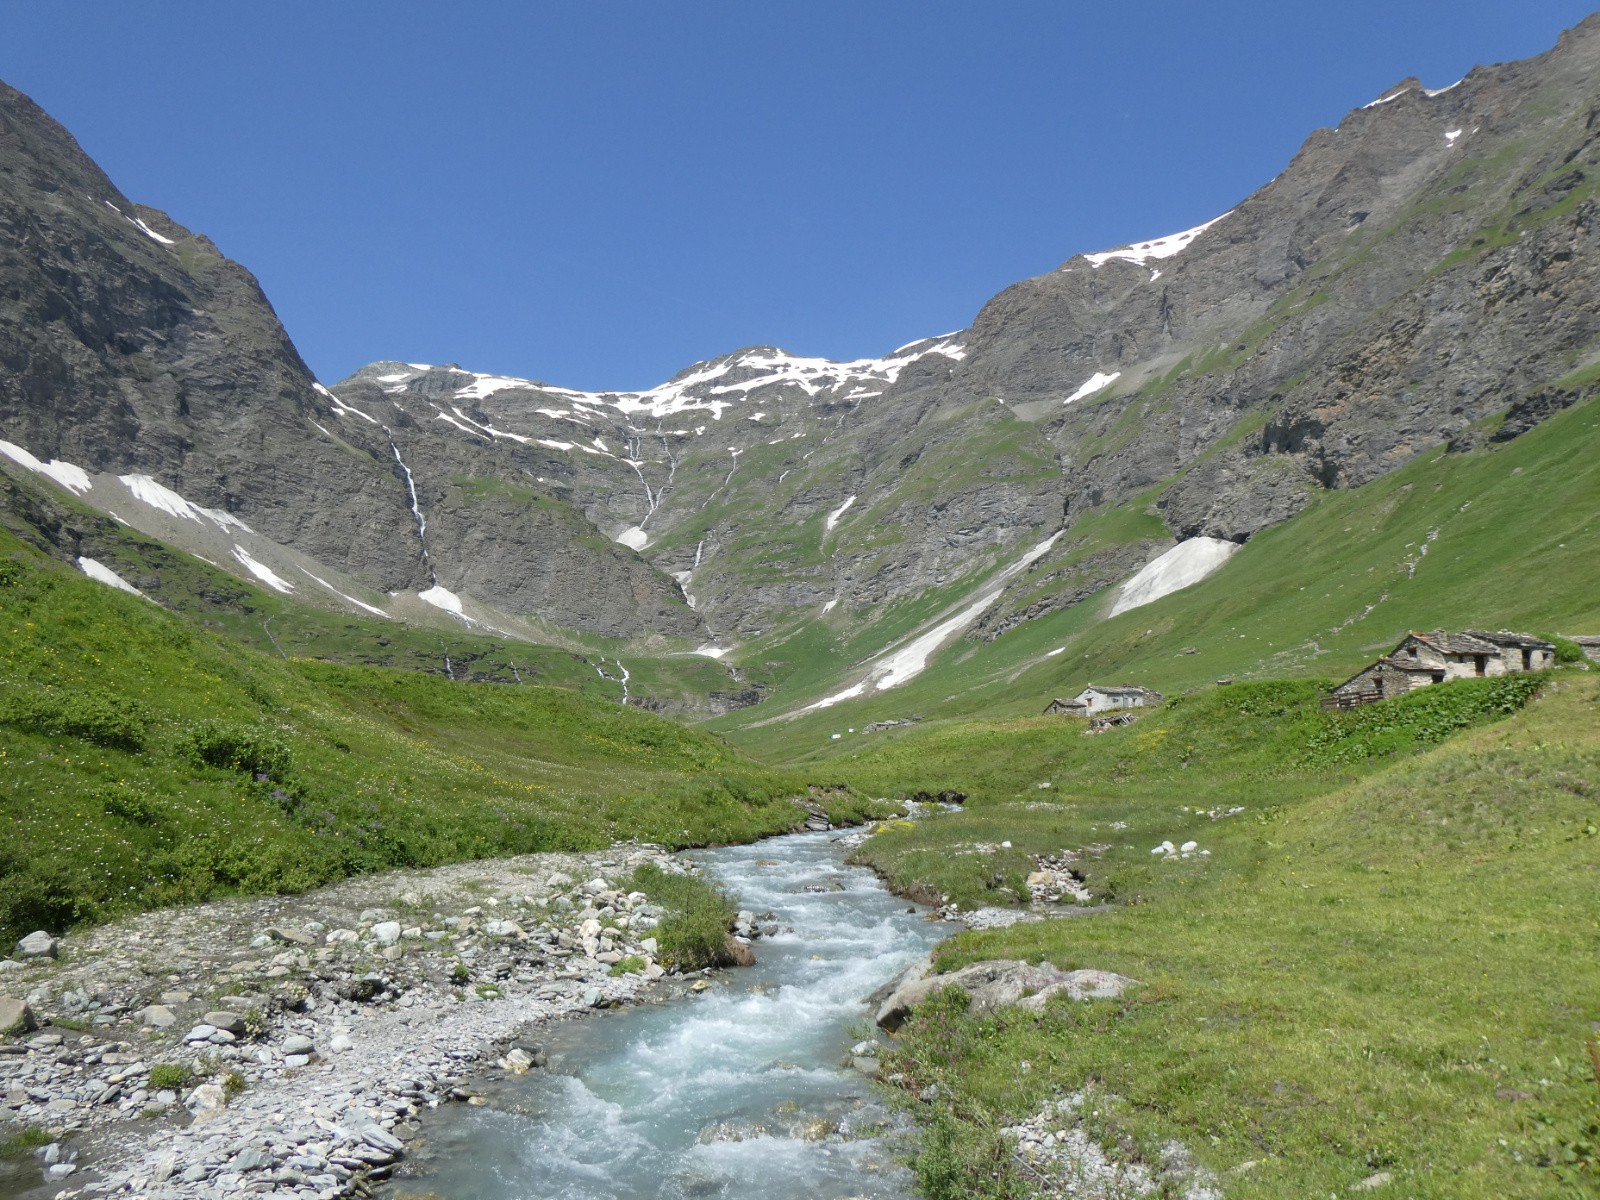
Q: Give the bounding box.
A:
[370,921,402,946]
[723,934,756,968]
[204,1011,247,1036]
[873,958,1139,1031]
[264,926,314,946]
[140,1004,176,1029]
[0,995,35,1036]
[16,931,57,959]
[281,1034,314,1055]
[185,1083,227,1117]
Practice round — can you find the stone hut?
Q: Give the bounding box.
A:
[1327,629,1555,709]
[1045,684,1163,717]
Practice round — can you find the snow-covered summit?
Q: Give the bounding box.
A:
[343,334,966,424]
[1080,212,1231,269]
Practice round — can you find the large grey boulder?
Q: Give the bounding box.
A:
[15,931,57,959]
[0,996,35,1036]
[873,958,1139,1031]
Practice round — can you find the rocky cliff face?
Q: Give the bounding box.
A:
[0,80,701,640]
[5,17,1600,664]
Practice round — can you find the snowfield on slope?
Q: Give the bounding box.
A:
[804,532,1062,712]
[1108,536,1240,617]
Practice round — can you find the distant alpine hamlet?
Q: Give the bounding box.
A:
[2,13,1598,1200]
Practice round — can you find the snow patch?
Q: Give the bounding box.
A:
[1083,213,1230,268]
[0,440,93,494]
[1445,128,1463,145]
[230,545,295,594]
[316,383,378,425]
[76,557,143,596]
[418,585,465,615]
[615,526,649,551]
[823,494,856,534]
[122,474,253,532]
[299,568,390,618]
[1108,536,1240,617]
[1046,646,1066,657]
[1065,371,1122,404]
[804,531,1063,711]
[129,215,175,245]
[692,644,729,660]
[822,598,839,613]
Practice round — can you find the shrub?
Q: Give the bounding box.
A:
[183,721,293,781]
[147,1063,193,1091]
[623,863,737,971]
[609,954,647,976]
[0,686,150,751]
[1543,634,1587,664]
[95,781,163,826]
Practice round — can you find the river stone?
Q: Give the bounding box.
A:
[502,1047,533,1074]
[370,921,402,946]
[264,926,314,946]
[0,996,34,1035]
[15,931,57,959]
[328,1032,354,1054]
[204,1011,246,1035]
[140,1004,176,1029]
[874,959,1140,1031]
[582,988,602,1007]
[185,1083,227,1116]
[185,1024,218,1042]
[281,1034,314,1055]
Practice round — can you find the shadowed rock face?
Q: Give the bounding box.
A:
[5,15,1600,650]
[0,80,703,639]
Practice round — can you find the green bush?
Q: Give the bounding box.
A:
[1543,634,1587,664]
[147,1063,193,1091]
[0,686,150,751]
[624,863,737,970]
[609,954,647,976]
[183,720,293,780]
[95,781,164,826]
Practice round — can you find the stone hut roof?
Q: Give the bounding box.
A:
[1084,684,1162,698]
[1407,630,1502,655]
[1461,629,1556,650]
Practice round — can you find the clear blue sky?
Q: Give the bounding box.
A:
[2,3,1594,390]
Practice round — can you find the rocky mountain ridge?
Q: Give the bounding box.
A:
[4,16,1600,709]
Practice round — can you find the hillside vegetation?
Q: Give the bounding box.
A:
[0,529,881,944]
[717,390,1600,760]
[838,672,1600,1198]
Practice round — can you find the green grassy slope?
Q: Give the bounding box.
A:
[0,466,747,711]
[0,530,882,944]
[717,390,1600,763]
[872,672,1600,1198]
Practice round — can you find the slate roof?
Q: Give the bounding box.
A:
[1462,629,1556,650]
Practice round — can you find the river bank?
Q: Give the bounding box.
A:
[0,841,729,1199]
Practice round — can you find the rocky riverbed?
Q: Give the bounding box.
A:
[0,842,735,1199]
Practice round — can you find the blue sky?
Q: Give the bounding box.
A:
[2,3,1595,390]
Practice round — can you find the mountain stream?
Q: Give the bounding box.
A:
[400,831,948,1199]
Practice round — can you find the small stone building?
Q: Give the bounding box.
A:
[1045,684,1163,717]
[1327,629,1555,709]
